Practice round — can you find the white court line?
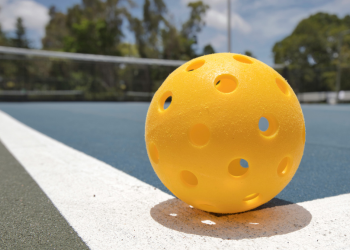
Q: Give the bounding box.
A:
[0,110,349,250]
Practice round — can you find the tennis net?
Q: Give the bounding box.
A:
[0,46,185,101]
[2,46,348,103]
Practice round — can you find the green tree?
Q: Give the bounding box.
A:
[273,12,350,92]
[42,6,68,50]
[127,0,211,93]
[202,44,215,55]
[161,1,209,60]
[130,0,167,58]
[244,50,255,58]
[0,7,9,46]
[43,0,131,55]
[36,0,215,97]
[130,0,210,60]
[180,0,209,59]
[0,24,9,46]
[41,0,134,94]
[63,0,129,55]
[181,1,209,41]
[12,17,30,48]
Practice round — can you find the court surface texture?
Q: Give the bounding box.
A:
[0,102,349,249]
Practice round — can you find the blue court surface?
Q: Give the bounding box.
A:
[0,102,349,203]
[0,102,350,249]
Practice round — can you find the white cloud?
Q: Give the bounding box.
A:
[206,9,251,34]
[250,7,306,39]
[176,0,350,65]
[230,12,251,34]
[0,0,49,38]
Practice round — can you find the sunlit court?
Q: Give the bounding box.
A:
[0,0,349,249]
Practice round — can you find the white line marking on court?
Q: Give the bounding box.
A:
[0,110,349,250]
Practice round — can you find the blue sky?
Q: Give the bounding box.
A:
[0,0,349,65]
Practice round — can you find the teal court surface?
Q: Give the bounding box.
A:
[0,102,349,249]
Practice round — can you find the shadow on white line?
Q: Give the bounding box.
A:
[150,198,312,240]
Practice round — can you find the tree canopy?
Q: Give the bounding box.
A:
[41,0,213,59]
[8,3,350,97]
[129,0,212,60]
[273,12,350,91]
[43,0,129,55]
[1,0,214,58]
[0,17,30,48]
[0,24,8,46]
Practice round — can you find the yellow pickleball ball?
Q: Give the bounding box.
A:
[145,53,305,214]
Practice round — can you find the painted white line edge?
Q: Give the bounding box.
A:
[0,110,349,250]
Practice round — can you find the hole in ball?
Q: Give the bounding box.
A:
[240,159,249,168]
[243,193,259,202]
[275,78,290,95]
[186,59,205,72]
[228,158,249,177]
[259,117,269,132]
[214,74,238,93]
[259,114,278,137]
[180,170,198,187]
[159,91,172,112]
[163,96,172,110]
[233,55,253,64]
[277,157,291,176]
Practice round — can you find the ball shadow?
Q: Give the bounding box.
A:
[150,198,312,240]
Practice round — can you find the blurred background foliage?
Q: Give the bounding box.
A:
[0,0,216,100]
[0,0,350,101]
[273,13,350,92]
[42,0,211,58]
